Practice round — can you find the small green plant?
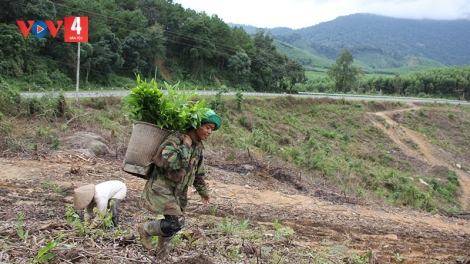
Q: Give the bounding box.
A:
[65,206,87,235]
[273,219,295,238]
[0,120,13,136]
[184,232,196,246]
[92,203,115,230]
[171,234,181,246]
[40,181,52,190]
[32,232,65,263]
[50,136,61,150]
[210,86,227,112]
[356,188,366,198]
[216,216,250,235]
[238,115,248,127]
[236,91,243,111]
[216,218,235,234]
[65,206,79,224]
[112,226,129,237]
[210,205,217,215]
[396,252,404,262]
[239,216,249,230]
[352,251,371,264]
[16,212,29,243]
[223,245,242,260]
[248,128,275,154]
[40,181,65,200]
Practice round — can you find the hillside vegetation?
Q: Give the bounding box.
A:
[1,93,470,263]
[2,93,470,214]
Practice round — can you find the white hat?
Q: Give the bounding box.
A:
[73,184,95,210]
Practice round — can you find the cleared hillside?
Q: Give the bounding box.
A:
[0,96,469,263]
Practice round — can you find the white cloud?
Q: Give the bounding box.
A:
[358,0,470,20]
[174,0,470,29]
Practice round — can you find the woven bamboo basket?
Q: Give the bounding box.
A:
[122,121,171,179]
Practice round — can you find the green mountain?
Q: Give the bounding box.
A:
[272,38,445,75]
[271,40,333,71]
[233,14,470,70]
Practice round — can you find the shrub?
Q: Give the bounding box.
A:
[0,80,21,116]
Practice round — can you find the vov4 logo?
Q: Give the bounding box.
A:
[16,16,88,42]
[16,20,62,38]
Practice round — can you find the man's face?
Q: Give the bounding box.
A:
[195,122,216,141]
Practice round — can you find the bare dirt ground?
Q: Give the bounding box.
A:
[1,105,470,263]
[371,105,470,210]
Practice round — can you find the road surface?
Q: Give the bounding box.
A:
[19,90,470,105]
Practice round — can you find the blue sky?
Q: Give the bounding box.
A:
[174,0,470,29]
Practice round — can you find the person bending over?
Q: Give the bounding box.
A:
[73,180,127,228]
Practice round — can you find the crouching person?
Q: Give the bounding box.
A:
[138,110,222,260]
[73,180,127,229]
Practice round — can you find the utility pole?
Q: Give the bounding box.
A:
[157,65,158,81]
[75,42,81,103]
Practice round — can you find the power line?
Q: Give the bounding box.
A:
[8,1,298,78]
[11,1,246,56]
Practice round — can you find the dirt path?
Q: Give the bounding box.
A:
[199,178,470,261]
[368,105,470,210]
[157,58,172,81]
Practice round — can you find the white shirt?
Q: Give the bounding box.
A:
[84,180,127,221]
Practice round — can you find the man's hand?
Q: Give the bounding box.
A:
[201,196,210,204]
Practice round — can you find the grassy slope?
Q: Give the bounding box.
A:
[206,96,470,212]
[3,95,469,213]
[273,40,334,71]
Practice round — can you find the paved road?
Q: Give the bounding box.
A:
[20,90,470,105]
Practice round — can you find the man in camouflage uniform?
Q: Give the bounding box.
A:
[138,110,222,259]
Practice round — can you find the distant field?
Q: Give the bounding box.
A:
[305,71,327,80]
[305,70,392,81]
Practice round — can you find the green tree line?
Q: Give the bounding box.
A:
[0,0,306,92]
[316,49,470,100]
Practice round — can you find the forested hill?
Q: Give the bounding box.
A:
[237,14,470,67]
[0,0,306,92]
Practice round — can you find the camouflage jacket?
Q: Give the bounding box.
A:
[141,131,209,215]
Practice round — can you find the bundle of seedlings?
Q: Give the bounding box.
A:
[123,75,209,131]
